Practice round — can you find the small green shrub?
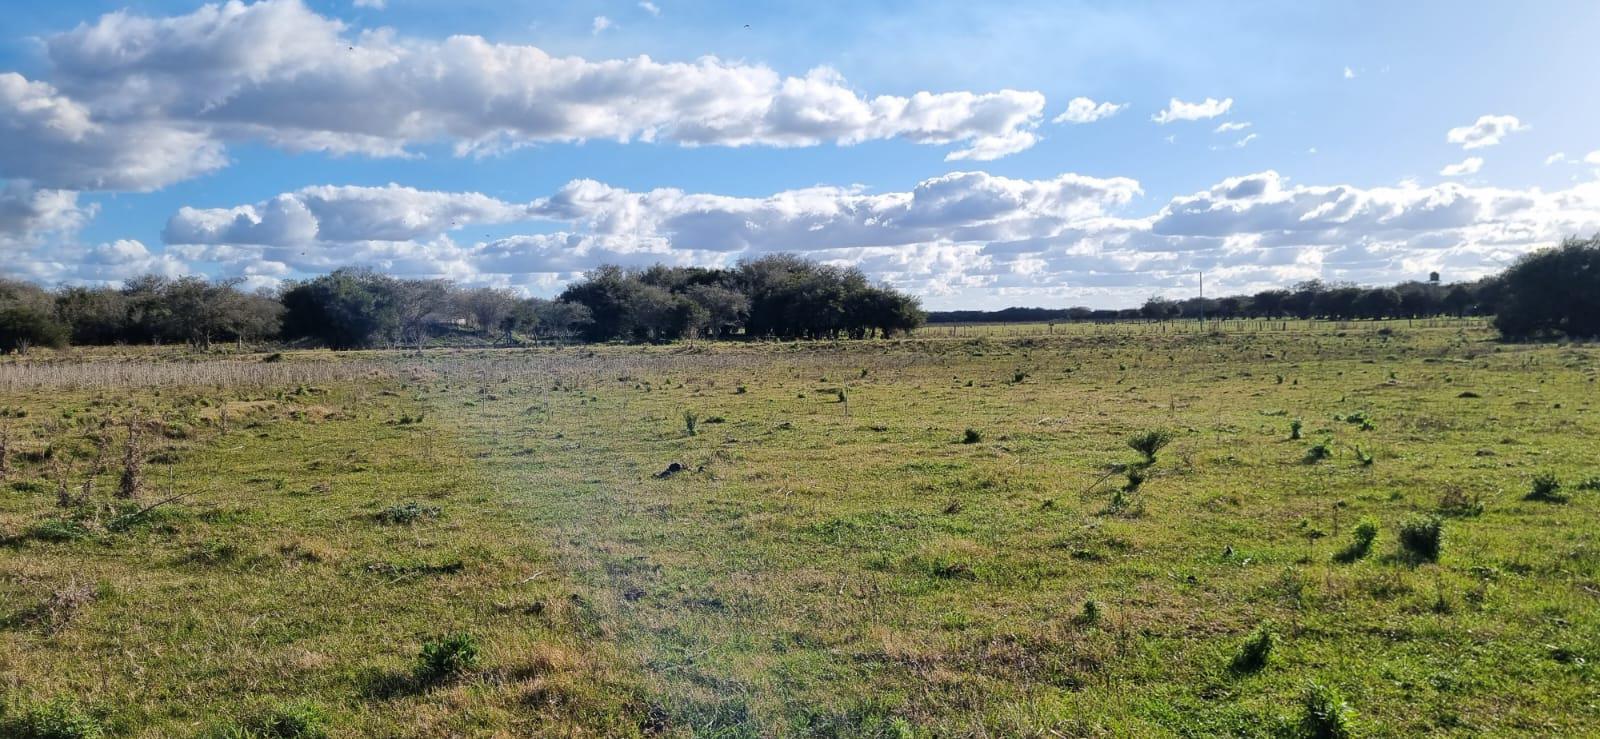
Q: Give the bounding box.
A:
[1127,429,1173,463]
[1297,682,1354,739]
[682,411,699,437]
[1302,441,1333,464]
[1290,419,1303,440]
[1333,520,1378,563]
[1576,476,1600,492]
[961,428,982,444]
[1525,472,1567,503]
[375,502,441,525]
[1230,623,1276,673]
[0,697,105,739]
[1398,515,1443,562]
[415,633,481,683]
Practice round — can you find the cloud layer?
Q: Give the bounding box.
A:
[13,0,1046,184]
[154,169,1600,306]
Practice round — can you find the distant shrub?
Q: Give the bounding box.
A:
[1127,429,1173,463]
[0,696,105,739]
[1577,477,1600,492]
[375,502,441,525]
[1333,520,1378,563]
[1302,441,1333,464]
[1073,599,1101,626]
[682,411,699,437]
[1290,419,1303,440]
[1297,682,1354,739]
[415,633,481,683]
[961,428,982,444]
[1525,472,1566,503]
[1122,468,1145,493]
[1230,623,1277,673]
[1398,515,1443,562]
[1353,446,1374,467]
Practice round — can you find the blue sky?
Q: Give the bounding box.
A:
[3,0,1598,308]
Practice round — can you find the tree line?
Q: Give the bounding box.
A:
[0,254,925,352]
[1,238,1596,352]
[933,275,1498,324]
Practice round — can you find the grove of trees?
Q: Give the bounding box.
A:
[2,238,1597,353]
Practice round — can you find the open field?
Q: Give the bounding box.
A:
[3,320,1598,736]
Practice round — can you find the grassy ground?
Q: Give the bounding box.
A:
[2,320,1597,736]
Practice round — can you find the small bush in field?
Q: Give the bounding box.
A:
[682,411,699,437]
[1290,419,1303,440]
[1333,520,1378,563]
[1072,599,1101,626]
[1127,429,1173,463]
[229,700,329,738]
[1398,515,1443,562]
[1303,441,1333,464]
[1297,682,1354,738]
[1524,472,1566,503]
[961,428,982,444]
[1436,487,1483,517]
[1230,623,1276,673]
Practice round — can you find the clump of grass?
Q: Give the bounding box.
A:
[374,502,441,525]
[1072,599,1101,626]
[1436,487,1484,517]
[682,410,698,437]
[226,700,329,739]
[1297,682,1354,739]
[1290,419,1303,440]
[1398,515,1443,562]
[116,418,144,500]
[1127,429,1173,464]
[1302,441,1333,464]
[0,696,106,739]
[1333,520,1378,564]
[1230,622,1276,673]
[1576,477,1600,492]
[1121,468,1146,493]
[1524,472,1567,503]
[961,428,982,444]
[1353,446,1373,467]
[414,633,481,684]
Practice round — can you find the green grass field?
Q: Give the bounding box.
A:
[3,320,1598,736]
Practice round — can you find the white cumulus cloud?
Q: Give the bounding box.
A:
[1052,97,1125,124]
[1152,97,1233,124]
[1446,114,1528,150]
[1439,157,1483,177]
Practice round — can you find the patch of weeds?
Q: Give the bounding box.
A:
[1398,515,1443,563]
[1290,419,1303,440]
[374,502,442,525]
[220,700,329,739]
[415,633,481,684]
[1333,520,1378,564]
[1353,446,1374,467]
[1576,477,1600,492]
[1072,599,1101,626]
[961,428,983,444]
[0,696,106,739]
[682,411,698,437]
[1436,487,1484,517]
[26,518,93,543]
[1524,473,1567,503]
[1297,682,1354,739]
[1230,623,1276,673]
